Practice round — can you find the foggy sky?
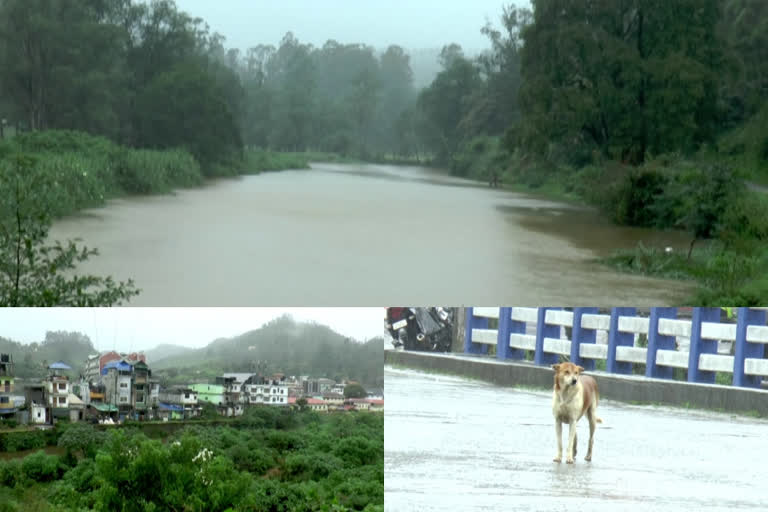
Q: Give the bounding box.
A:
[0,308,385,352]
[174,0,531,51]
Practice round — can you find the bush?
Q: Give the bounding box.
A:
[21,450,61,483]
[0,429,51,452]
[113,147,202,194]
[0,459,23,487]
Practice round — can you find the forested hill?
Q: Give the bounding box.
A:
[150,315,384,388]
[0,331,95,378]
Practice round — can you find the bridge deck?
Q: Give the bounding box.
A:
[385,366,768,512]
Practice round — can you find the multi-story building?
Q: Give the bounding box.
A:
[303,377,336,395]
[158,387,199,418]
[102,360,133,409]
[84,351,147,385]
[46,361,72,419]
[130,361,151,412]
[190,383,225,407]
[243,375,288,406]
[0,354,15,417]
[216,373,252,415]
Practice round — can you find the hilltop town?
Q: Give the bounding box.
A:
[0,350,383,427]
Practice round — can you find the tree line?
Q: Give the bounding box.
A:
[0,0,422,165]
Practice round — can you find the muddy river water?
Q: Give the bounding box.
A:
[50,162,692,305]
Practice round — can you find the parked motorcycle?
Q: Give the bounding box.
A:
[385,307,454,352]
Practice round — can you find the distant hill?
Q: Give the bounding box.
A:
[151,315,383,388]
[0,331,95,378]
[144,344,194,364]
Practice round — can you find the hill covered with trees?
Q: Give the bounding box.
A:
[151,315,384,389]
[0,331,95,378]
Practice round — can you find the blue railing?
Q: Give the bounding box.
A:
[463,307,768,388]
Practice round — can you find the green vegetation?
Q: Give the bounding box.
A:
[0,331,94,378]
[0,147,140,306]
[0,408,383,511]
[400,1,768,303]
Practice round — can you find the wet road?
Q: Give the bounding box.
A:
[50,162,691,305]
[384,366,768,512]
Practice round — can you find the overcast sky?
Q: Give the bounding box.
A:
[0,308,385,352]
[174,0,530,51]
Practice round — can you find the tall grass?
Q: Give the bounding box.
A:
[243,149,311,174]
[1,130,205,219]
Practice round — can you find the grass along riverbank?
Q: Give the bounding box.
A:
[0,130,361,222]
[443,134,768,305]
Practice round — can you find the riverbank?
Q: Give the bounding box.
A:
[445,135,768,304]
[0,130,362,222]
[384,351,768,418]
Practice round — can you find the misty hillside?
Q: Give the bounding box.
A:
[144,344,195,364]
[0,331,95,378]
[151,315,383,388]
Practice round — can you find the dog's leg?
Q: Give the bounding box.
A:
[553,420,563,462]
[566,421,577,464]
[585,408,596,461]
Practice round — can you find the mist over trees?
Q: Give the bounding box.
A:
[152,315,384,389]
[0,0,243,175]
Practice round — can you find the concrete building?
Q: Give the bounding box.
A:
[25,384,46,423]
[68,394,85,422]
[130,361,151,412]
[102,360,133,409]
[190,383,225,407]
[303,377,336,395]
[158,387,199,418]
[84,351,147,384]
[243,375,289,406]
[0,354,15,417]
[46,361,73,421]
[306,398,328,412]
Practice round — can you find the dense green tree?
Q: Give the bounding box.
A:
[518,0,722,164]
[343,383,368,399]
[58,423,106,459]
[417,45,482,163]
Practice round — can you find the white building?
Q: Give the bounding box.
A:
[243,376,288,406]
[46,376,69,409]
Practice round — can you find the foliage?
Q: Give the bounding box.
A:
[152,315,384,389]
[20,450,62,483]
[0,0,244,170]
[0,428,58,453]
[0,331,95,378]
[57,423,106,459]
[0,155,139,306]
[343,383,367,399]
[3,409,383,511]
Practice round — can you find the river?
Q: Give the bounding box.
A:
[49,162,692,305]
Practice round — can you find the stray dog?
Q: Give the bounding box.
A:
[551,362,602,464]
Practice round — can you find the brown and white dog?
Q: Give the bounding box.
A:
[551,362,602,464]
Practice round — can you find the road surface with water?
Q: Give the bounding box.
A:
[50,162,691,305]
[385,366,768,512]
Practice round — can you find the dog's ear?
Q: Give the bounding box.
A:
[551,364,560,372]
[576,365,585,373]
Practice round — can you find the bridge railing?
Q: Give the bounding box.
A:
[463,307,768,388]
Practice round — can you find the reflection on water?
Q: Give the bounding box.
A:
[49,162,692,305]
